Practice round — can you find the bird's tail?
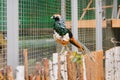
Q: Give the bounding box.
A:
[70,37,90,52]
[70,37,96,62]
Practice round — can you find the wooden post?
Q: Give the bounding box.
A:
[23,49,28,80]
[105,47,120,80]
[49,60,54,80]
[84,50,104,80]
[53,53,58,80]
[6,66,14,80]
[43,58,50,80]
[0,69,4,80]
[60,52,68,80]
[34,62,42,80]
[15,66,24,80]
[58,54,61,80]
[66,52,77,80]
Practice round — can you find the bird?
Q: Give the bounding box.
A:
[51,14,96,62]
[51,14,85,53]
[111,37,120,46]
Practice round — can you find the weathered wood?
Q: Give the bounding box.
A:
[49,61,54,80]
[0,69,4,80]
[60,52,68,80]
[83,57,87,80]
[105,47,120,80]
[23,49,28,80]
[34,62,42,80]
[84,50,104,80]
[52,53,58,80]
[43,58,50,80]
[15,66,24,80]
[58,55,61,80]
[6,66,14,80]
[66,52,77,80]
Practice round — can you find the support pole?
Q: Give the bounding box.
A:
[7,0,19,70]
[95,0,103,50]
[71,0,78,52]
[112,0,118,19]
[61,0,66,21]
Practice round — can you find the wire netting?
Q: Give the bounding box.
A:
[0,0,119,74]
[77,0,96,51]
[0,0,7,68]
[19,0,61,73]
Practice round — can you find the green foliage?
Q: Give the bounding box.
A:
[70,52,83,64]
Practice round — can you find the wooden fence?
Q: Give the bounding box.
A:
[0,50,104,80]
[28,50,104,80]
[105,47,120,80]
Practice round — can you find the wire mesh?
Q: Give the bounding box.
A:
[78,0,96,51]
[0,0,119,73]
[19,0,61,73]
[0,0,7,69]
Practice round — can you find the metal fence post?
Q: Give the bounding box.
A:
[112,0,118,19]
[95,0,103,50]
[7,0,19,70]
[61,0,66,21]
[71,0,78,52]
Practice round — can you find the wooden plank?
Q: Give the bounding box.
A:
[23,49,28,80]
[6,66,14,80]
[58,54,61,80]
[15,66,24,80]
[0,70,4,80]
[112,19,120,28]
[43,58,50,80]
[66,20,106,28]
[66,52,77,80]
[84,50,104,80]
[66,19,120,28]
[53,53,58,80]
[60,52,68,80]
[49,60,54,80]
[105,47,120,80]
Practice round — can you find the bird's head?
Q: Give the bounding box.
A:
[51,14,61,21]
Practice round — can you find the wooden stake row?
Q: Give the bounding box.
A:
[0,49,104,80]
[0,66,14,80]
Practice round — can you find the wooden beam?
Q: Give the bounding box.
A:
[80,0,93,20]
[83,5,113,11]
[66,20,106,28]
[112,19,120,28]
[66,19,120,28]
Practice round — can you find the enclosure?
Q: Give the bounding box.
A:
[0,0,120,80]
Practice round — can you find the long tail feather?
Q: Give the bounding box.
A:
[70,37,86,51]
[70,37,96,62]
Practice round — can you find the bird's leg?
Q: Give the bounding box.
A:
[59,46,65,55]
[65,46,70,52]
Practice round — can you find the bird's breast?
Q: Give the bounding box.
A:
[53,30,70,43]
